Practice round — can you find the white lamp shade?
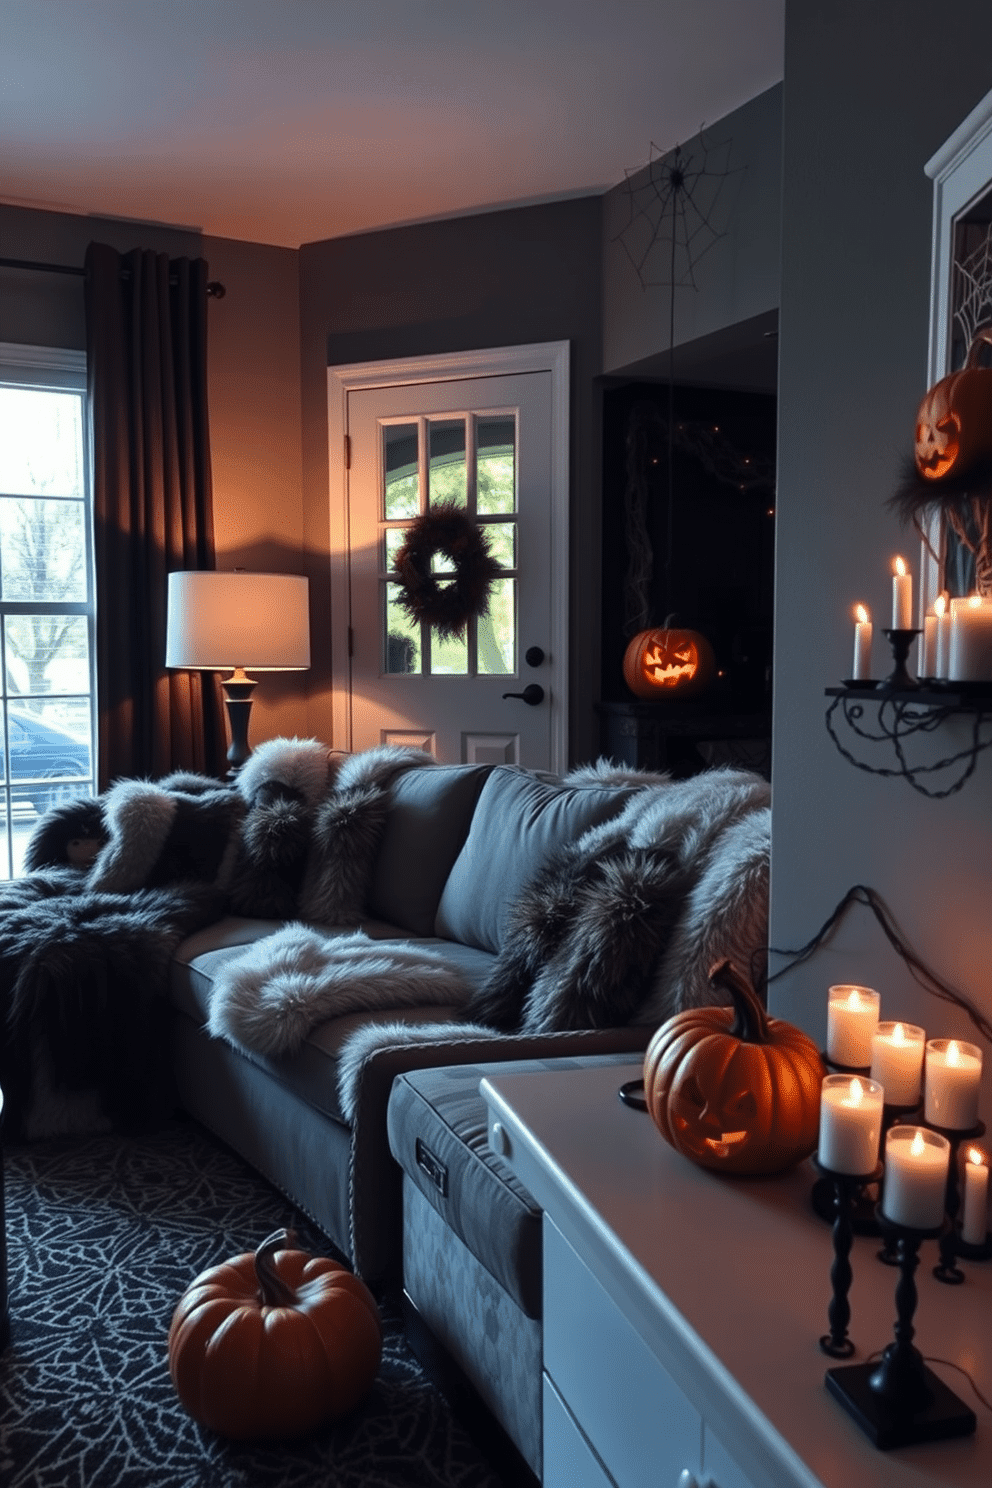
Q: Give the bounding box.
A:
[166,571,311,671]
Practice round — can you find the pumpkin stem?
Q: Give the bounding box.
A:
[709,959,771,1044]
[254,1227,300,1308]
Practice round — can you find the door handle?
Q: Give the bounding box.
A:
[502,683,545,706]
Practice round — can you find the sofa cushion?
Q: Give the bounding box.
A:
[387,1053,642,1317]
[434,767,639,953]
[366,763,492,936]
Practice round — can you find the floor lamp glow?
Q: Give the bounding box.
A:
[165,571,311,774]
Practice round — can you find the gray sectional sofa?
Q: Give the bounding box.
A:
[166,746,771,1288]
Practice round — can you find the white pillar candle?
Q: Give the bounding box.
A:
[891,556,913,630]
[923,1039,983,1130]
[827,984,880,1067]
[934,593,950,679]
[948,594,992,681]
[851,604,873,681]
[882,1126,950,1229]
[919,611,938,678]
[818,1075,884,1175]
[870,1022,926,1107]
[961,1148,989,1245]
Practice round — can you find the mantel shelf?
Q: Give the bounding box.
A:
[824,684,992,797]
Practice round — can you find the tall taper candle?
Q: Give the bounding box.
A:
[892,555,913,630]
[962,1148,989,1245]
[851,605,872,681]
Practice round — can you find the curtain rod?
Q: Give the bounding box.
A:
[0,255,225,297]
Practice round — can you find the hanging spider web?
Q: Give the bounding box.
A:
[612,126,742,291]
[953,222,992,355]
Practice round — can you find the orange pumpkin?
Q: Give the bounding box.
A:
[643,960,826,1176]
[622,624,715,698]
[915,326,992,482]
[168,1227,382,1439]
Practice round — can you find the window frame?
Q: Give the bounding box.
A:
[0,341,96,877]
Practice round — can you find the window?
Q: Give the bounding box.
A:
[0,344,96,877]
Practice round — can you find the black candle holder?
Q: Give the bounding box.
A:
[881,628,922,691]
[825,1209,977,1449]
[815,1158,883,1359]
[926,1118,986,1284]
[875,1102,924,1263]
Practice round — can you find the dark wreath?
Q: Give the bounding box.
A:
[393,501,502,641]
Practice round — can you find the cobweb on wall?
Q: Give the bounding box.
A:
[612,128,742,292]
[953,221,992,357]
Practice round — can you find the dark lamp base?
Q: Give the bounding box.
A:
[825,1360,976,1449]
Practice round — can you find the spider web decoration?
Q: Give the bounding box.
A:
[613,125,744,632]
[613,127,742,292]
[953,221,992,355]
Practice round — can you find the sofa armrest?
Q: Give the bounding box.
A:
[347,1024,651,1283]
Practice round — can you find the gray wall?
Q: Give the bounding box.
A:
[602,83,782,386]
[771,2,992,1125]
[298,197,604,759]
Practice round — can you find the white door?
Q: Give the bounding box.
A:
[329,346,569,771]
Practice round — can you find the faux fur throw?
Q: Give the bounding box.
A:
[464,766,771,1035]
[226,738,437,922]
[208,924,471,1058]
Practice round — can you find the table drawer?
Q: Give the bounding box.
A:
[543,1219,703,1488]
[543,1373,614,1488]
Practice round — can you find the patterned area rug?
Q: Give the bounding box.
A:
[0,1115,505,1488]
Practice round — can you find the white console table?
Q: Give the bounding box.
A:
[481,1062,992,1488]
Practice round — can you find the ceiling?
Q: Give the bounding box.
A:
[1,1,785,250]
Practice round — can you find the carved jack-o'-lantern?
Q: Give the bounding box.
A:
[915,326,992,482]
[643,961,826,1176]
[622,624,715,698]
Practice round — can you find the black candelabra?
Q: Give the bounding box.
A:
[825,627,992,797]
[825,1209,977,1448]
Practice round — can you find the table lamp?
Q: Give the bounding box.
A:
[165,570,311,773]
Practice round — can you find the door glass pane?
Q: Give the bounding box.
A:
[5,614,90,697]
[384,583,421,673]
[428,419,467,507]
[430,627,468,675]
[0,388,83,497]
[477,416,516,515]
[0,497,88,601]
[482,520,516,570]
[383,424,420,518]
[478,577,516,675]
[384,527,408,569]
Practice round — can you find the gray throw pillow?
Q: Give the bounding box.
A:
[434,767,639,953]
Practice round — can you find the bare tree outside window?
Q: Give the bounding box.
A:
[0,360,95,876]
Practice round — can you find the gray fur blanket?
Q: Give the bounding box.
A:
[208,925,470,1058]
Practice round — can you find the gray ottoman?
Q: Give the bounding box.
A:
[386,1053,640,1479]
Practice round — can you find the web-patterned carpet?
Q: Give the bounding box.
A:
[0,1115,505,1488]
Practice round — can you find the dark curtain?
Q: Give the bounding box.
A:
[84,242,224,785]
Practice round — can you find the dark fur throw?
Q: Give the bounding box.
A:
[1,740,435,1138]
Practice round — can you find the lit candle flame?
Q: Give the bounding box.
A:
[848,1077,864,1105]
[910,1130,927,1157]
[894,556,907,577]
[934,593,947,618]
[855,604,869,625]
[948,1040,960,1065]
[967,1147,985,1167]
[893,1022,906,1044]
[968,594,983,609]
[846,989,863,1009]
